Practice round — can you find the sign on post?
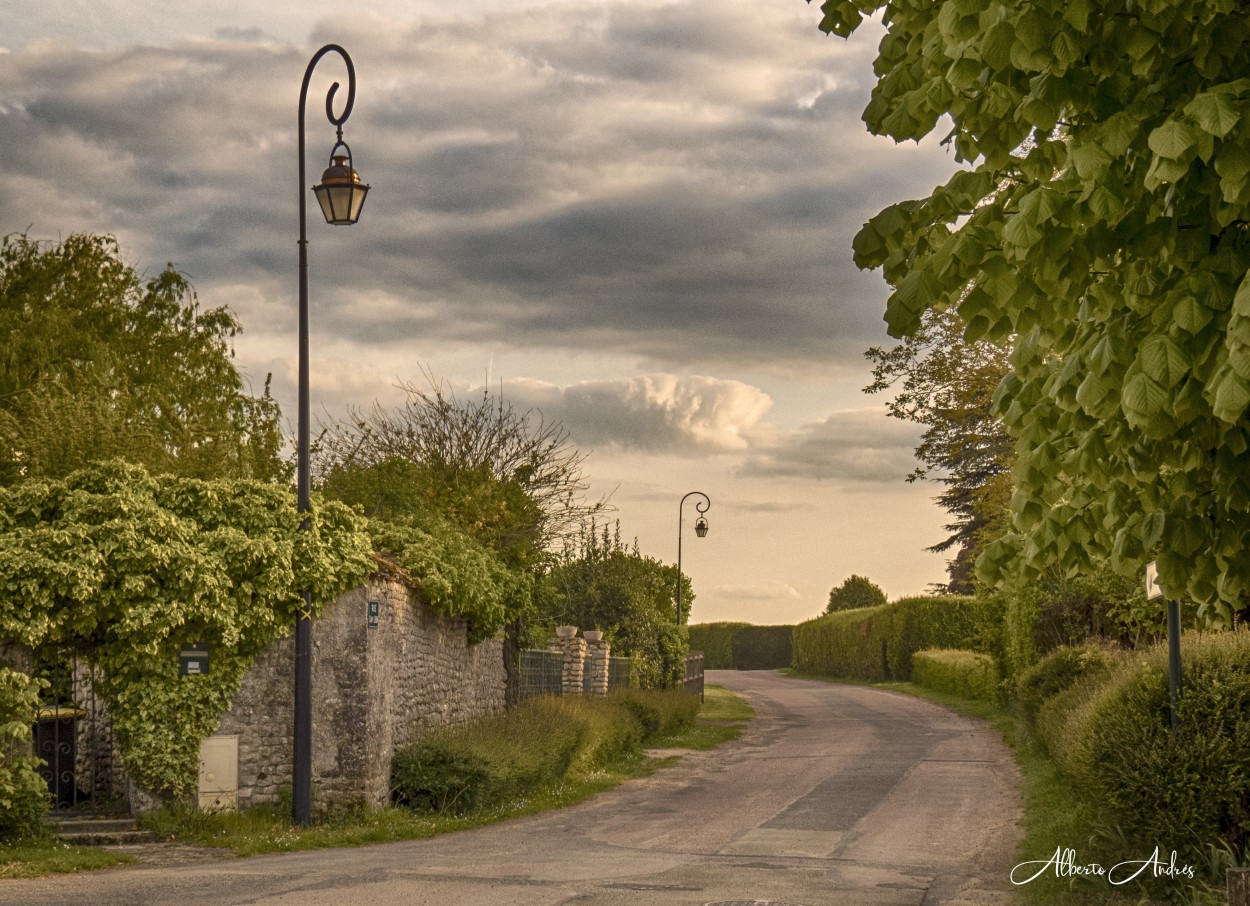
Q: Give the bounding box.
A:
[1146,561,1165,600]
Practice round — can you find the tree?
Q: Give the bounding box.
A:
[315,375,602,567]
[826,574,887,612]
[816,0,1250,624]
[0,233,285,484]
[866,308,1014,592]
[531,521,690,689]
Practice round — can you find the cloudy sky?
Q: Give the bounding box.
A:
[1,0,965,625]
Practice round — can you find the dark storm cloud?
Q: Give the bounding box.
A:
[0,1,959,374]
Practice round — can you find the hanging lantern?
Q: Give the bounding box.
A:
[313,142,370,225]
[694,516,709,538]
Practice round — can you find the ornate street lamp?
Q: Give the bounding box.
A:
[676,491,710,624]
[293,43,370,827]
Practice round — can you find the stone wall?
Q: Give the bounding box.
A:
[218,573,506,810]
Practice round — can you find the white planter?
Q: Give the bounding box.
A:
[555,625,578,639]
[583,631,603,642]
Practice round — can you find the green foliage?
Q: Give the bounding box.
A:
[793,595,1003,681]
[1034,631,1250,865]
[816,0,1250,624]
[998,568,1156,683]
[689,623,792,670]
[369,514,532,643]
[392,691,697,815]
[317,377,600,558]
[0,462,374,800]
[826,574,888,612]
[0,233,285,485]
[688,622,750,669]
[865,309,1015,593]
[911,649,1001,702]
[0,668,50,841]
[609,688,701,739]
[730,626,793,670]
[532,523,689,689]
[324,457,545,573]
[1016,642,1122,729]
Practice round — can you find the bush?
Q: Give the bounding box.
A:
[611,688,700,740]
[911,649,1001,701]
[792,595,1002,681]
[1015,642,1121,727]
[1036,630,1250,862]
[391,691,698,815]
[0,668,51,841]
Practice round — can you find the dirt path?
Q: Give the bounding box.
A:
[1,671,1023,905]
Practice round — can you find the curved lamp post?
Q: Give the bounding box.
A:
[676,491,710,624]
[294,44,370,827]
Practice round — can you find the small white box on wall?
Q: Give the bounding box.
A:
[199,735,239,812]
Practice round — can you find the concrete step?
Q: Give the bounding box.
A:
[46,814,158,847]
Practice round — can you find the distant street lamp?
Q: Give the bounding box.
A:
[676,491,710,624]
[293,44,371,828]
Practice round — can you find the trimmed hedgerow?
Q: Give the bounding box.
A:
[688,623,750,669]
[689,623,792,670]
[792,595,1002,681]
[731,626,793,670]
[1035,630,1250,863]
[911,649,1001,702]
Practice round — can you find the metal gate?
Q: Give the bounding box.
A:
[31,650,127,813]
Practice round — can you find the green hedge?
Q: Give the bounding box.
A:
[792,595,1002,681]
[1015,642,1122,729]
[391,690,698,815]
[732,626,793,670]
[689,623,750,669]
[689,623,793,670]
[911,649,1001,702]
[1034,630,1250,863]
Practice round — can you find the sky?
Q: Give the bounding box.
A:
[0,0,967,625]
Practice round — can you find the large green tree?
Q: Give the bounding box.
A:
[0,234,284,484]
[817,0,1250,624]
[866,308,1013,591]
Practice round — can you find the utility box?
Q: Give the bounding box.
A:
[198,735,239,812]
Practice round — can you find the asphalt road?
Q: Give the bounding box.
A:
[1,670,1023,906]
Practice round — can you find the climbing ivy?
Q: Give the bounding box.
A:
[368,514,532,643]
[0,462,375,800]
[816,0,1250,622]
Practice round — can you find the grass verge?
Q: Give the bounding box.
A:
[0,837,131,879]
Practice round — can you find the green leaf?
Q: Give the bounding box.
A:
[1210,365,1250,423]
[1184,91,1241,138]
[1138,334,1189,388]
[1173,296,1214,334]
[1122,371,1169,422]
[1148,119,1199,161]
